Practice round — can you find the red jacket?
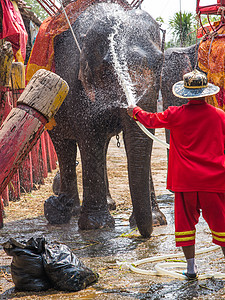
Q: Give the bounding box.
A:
[133,100,225,192]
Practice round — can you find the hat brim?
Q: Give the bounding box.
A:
[172,81,220,99]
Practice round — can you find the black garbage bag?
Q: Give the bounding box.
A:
[43,243,99,291]
[3,237,51,291]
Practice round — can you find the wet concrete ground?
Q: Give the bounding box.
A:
[1,129,225,299]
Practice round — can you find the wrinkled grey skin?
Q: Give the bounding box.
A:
[161,44,199,154]
[45,3,166,238]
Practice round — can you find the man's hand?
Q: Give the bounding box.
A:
[127,104,137,118]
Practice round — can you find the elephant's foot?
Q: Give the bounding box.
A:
[129,212,136,228]
[52,171,60,195]
[78,209,115,230]
[152,208,167,226]
[72,205,81,216]
[44,193,80,224]
[129,212,152,238]
[129,209,167,228]
[107,195,116,210]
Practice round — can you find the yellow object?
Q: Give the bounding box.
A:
[48,81,68,120]
[45,117,56,130]
[10,62,25,89]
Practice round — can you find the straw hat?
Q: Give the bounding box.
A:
[172,69,220,99]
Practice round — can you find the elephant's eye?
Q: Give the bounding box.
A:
[131,45,147,57]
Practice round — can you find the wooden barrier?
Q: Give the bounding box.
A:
[10,62,25,200]
[0,69,69,228]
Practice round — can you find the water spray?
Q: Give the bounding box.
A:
[59,3,169,148]
[109,19,169,149]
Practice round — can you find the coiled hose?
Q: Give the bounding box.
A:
[127,245,225,279]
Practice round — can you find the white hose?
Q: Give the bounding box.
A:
[121,245,225,279]
[136,121,170,149]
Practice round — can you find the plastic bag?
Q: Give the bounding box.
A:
[3,237,98,292]
[43,243,99,291]
[3,237,51,291]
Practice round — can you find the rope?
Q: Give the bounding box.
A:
[58,0,81,53]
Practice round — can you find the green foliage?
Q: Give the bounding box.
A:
[200,15,221,25]
[165,40,176,49]
[168,11,197,47]
[24,0,49,21]
[166,11,222,49]
[156,16,164,24]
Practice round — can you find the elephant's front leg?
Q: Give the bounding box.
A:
[123,117,166,237]
[78,137,115,230]
[123,118,153,237]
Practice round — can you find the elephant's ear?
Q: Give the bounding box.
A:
[78,49,96,102]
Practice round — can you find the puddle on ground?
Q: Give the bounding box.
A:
[1,194,225,299]
[145,279,225,299]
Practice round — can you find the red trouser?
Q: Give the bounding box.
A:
[175,191,225,247]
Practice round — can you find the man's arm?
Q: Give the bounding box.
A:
[127,105,173,129]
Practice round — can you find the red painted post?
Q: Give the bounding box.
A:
[19,152,33,193]
[8,170,20,201]
[2,186,9,206]
[0,69,69,228]
[44,131,53,173]
[0,87,13,203]
[0,197,3,228]
[49,134,58,170]
[40,133,48,178]
[31,139,45,185]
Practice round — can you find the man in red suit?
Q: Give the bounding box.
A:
[127,70,225,280]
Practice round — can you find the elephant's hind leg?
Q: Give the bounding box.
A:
[44,138,80,224]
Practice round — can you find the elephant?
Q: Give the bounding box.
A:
[161,43,200,151]
[44,2,166,238]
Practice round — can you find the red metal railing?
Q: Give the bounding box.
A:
[36,0,60,16]
[35,0,144,16]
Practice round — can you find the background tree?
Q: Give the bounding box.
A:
[156,16,164,25]
[25,0,49,21]
[168,11,196,47]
